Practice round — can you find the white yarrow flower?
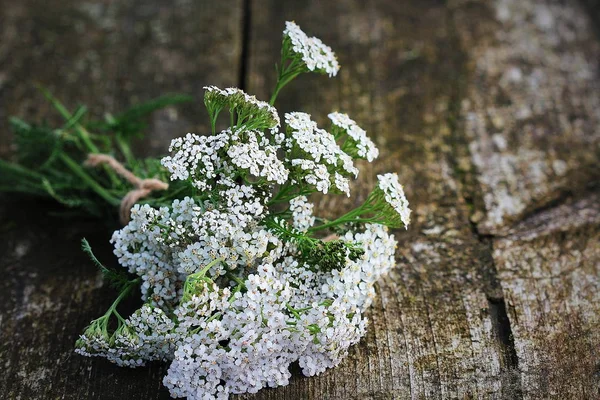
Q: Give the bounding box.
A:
[328,112,379,162]
[76,19,412,400]
[204,86,280,130]
[283,21,340,77]
[377,173,411,228]
[285,112,358,194]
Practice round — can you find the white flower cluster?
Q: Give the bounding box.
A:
[111,196,281,307]
[79,216,397,399]
[289,196,315,232]
[161,132,230,191]
[162,128,288,191]
[227,130,288,184]
[75,304,176,367]
[111,203,187,306]
[377,173,411,229]
[329,112,379,162]
[77,21,413,400]
[285,112,357,196]
[203,86,280,130]
[283,21,340,77]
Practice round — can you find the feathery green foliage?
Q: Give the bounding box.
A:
[81,238,131,291]
[0,89,194,221]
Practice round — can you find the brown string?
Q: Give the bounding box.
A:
[85,154,169,225]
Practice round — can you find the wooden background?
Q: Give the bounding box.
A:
[1,0,599,399]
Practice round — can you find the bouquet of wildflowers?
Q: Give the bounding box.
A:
[2,22,410,399]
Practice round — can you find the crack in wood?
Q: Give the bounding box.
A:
[487,296,523,400]
[238,0,252,91]
[445,5,525,398]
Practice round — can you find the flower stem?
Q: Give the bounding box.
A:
[269,79,284,106]
[40,86,122,187]
[198,257,224,277]
[308,206,365,232]
[105,278,141,317]
[59,153,121,206]
[227,274,246,288]
[116,135,136,169]
[269,58,305,106]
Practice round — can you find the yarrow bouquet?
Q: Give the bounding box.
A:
[2,22,411,399]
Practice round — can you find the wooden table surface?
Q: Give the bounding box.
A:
[1,0,599,399]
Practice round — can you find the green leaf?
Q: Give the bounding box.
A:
[81,238,131,290]
[10,118,62,169]
[62,105,88,130]
[41,178,84,207]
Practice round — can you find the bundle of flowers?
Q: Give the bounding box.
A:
[1,21,410,400]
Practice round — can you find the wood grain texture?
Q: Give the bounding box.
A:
[457,0,600,236]
[0,200,172,399]
[455,0,600,397]
[492,194,600,399]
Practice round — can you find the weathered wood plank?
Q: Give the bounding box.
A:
[493,194,600,399]
[454,0,600,398]
[243,1,509,398]
[0,0,243,398]
[458,0,600,236]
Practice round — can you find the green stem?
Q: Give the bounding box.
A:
[40,87,122,187]
[269,81,284,106]
[268,183,314,206]
[286,303,301,318]
[183,257,225,296]
[116,135,136,168]
[199,257,224,276]
[227,274,246,288]
[224,284,244,305]
[269,72,299,106]
[59,153,121,206]
[0,159,46,181]
[308,206,366,233]
[268,184,291,204]
[269,58,305,106]
[106,278,141,317]
[40,87,99,153]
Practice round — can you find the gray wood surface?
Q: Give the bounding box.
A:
[1,0,599,399]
